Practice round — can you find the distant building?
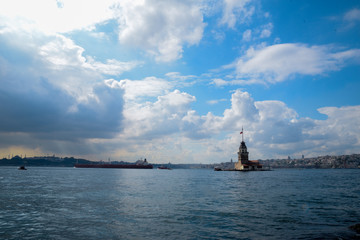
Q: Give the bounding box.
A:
[234,129,263,171]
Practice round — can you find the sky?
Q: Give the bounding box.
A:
[1,0,360,163]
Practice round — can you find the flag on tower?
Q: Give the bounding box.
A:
[240,131,243,134]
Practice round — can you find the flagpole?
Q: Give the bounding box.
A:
[242,127,244,142]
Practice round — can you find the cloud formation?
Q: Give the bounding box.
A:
[39,35,140,76]
[0,0,206,63]
[220,0,254,28]
[0,78,124,140]
[0,0,115,34]
[1,1,359,163]
[108,89,360,162]
[122,89,196,139]
[234,43,360,84]
[107,77,172,101]
[343,8,360,30]
[115,0,205,62]
[0,26,127,148]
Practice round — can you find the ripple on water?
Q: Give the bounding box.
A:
[0,168,359,239]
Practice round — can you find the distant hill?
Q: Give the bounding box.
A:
[0,156,92,167]
[259,154,360,169]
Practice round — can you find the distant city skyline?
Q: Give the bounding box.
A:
[0,0,360,163]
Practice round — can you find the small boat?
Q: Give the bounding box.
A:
[18,166,27,170]
[158,166,172,170]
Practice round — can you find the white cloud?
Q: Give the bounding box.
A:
[104,73,197,103]
[114,89,360,162]
[0,32,95,102]
[220,90,259,129]
[312,106,360,143]
[344,8,360,22]
[234,43,360,83]
[0,0,116,34]
[259,23,273,38]
[197,90,360,160]
[115,0,205,62]
[260,29,271,38]
[207,99,227,105]
[293,105,360,157]
[242,23,272,41]
[39,35,140,75]
[220,0,254,28]
[211,29,226,42]
[255,101,298,121]
[324,8,359,33]
[158,90,196,107]
[2,50,359,164]
[0,28,129,145]
[211,78,228,86]
[108,77,172,101]
[211,78,265,86]
[86,58,142,76]
[122,89,196,138]
[0,0,205,63]
[25,34,139,104]
[242,29,252,41]
[165,72,196,81]
[39,35,87,69]
[182,90,261,137]
[1,1,360,163]
[164,72,198,88]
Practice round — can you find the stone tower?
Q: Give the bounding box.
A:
[235,128,253,170]
[234,128,263,171]
[238,140,249,164]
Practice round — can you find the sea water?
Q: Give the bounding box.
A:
[0,167,359,239]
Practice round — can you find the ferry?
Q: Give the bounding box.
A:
[74,159,153,169]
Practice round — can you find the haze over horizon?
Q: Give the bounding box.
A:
[1,0,360,163]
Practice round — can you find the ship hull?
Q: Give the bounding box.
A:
[74,164,153,169]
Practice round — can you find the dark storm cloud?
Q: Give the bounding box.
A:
[0,77,124,141]
[0,33,125,143]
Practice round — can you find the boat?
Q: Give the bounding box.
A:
[18,166,27,170]
[158,166,172,170]
[74,158,153,169]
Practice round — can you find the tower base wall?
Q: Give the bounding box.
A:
[234,162,244,170]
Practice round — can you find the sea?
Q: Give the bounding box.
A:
[0,167,359,240]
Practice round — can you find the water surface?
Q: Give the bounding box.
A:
[1,167,359,239]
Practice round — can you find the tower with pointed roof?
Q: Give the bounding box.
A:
[234,128,263,171]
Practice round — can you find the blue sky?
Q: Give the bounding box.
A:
[1,0,360,163]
